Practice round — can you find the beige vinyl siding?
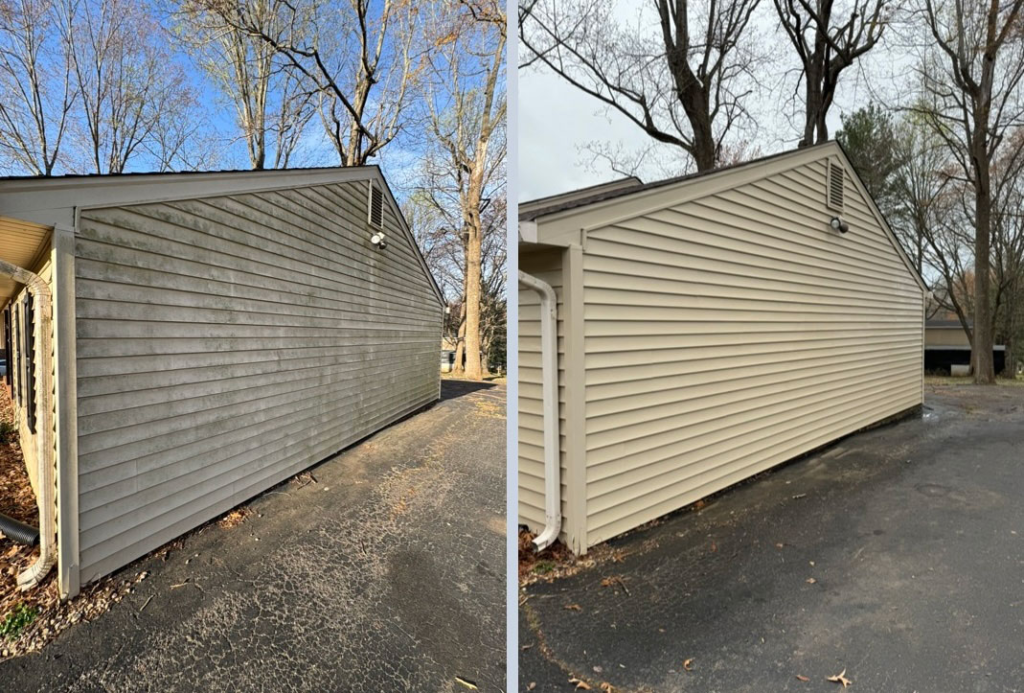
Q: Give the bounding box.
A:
[581,156,924,546]
[74,179,441,583]
[9,250,55,499]
[518,247,570,534]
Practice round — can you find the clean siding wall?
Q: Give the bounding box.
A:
[581,157,924,547]
[74,180,441,582]
[518,248,570,535]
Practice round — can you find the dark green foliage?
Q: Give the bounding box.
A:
[0,603,38,640]
[837,103,904,216]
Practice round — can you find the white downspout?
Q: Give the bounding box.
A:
[518,270,561,551]
[0,259,56,589]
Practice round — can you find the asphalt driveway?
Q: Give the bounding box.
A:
[520,384,1024,693]
[3,379,506,693]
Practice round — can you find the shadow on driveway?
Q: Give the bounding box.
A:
[441,378,499,401]
[521,385,1024,693]
[3,385,507,693]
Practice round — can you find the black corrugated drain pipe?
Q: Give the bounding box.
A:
[0,513,39,546]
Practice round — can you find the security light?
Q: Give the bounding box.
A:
[370,232,388,250]
[829,216,849,234]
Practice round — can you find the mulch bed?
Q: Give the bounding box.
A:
[0,388,148,659]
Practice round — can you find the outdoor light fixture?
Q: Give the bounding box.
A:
[829,216,850,234]
[370,232,388,250]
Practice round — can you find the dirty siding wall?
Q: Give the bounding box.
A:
[518,247,570,538]
[580,156,924,547]
[74,180,441,582]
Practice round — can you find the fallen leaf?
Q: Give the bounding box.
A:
[569,676,592,690]
[806,577,816,584]
[796,674,810,682]
[694,500,706,510]
[683,658,694,671]
[775,543,785,549]
[599,576,630,595]
[599,683,615,692]
[565,603,582,611]
[454,676,478,690]
[827,669,852,687]
[527,684,537,691]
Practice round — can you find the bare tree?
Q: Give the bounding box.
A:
[144,78,221,172]
[520,0,763,172]
[412,1,506,380]
[0,0,76,175]
[175,0,315,169]
[59,0,194,173]
[911,0,1024,383]
[194,0,421,167]
[772,0,891,146]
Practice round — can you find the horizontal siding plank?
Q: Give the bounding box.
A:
[587,392,920,544]
[80,392,433,583]
[76,178,440,581]
[579,157,923,549]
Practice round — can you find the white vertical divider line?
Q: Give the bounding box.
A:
[506,4,520,691]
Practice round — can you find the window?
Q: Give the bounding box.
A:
[13,305,21,405]
[368,182,384,229]
[2,305,11,394]
[827,160,845,212]
[22,294,35,433]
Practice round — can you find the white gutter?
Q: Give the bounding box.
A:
[0,259,56,589]
[518,270,561,551]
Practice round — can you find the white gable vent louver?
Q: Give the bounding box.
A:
[369,182,384,228]
[827,160,845,212]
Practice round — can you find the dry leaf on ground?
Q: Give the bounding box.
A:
[796,674,810,682]
[827,669,852,687]
[569,676,592,690]
[683,658,694,672]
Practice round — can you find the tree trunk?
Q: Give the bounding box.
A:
[802,63,822,147]
[453,303,466,374]
[463,223,483,380]
[973,174,996,383]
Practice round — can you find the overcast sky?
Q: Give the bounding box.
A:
[517,2,908,202]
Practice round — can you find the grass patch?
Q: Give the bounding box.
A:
[532,560,555,575]
[0,604,38,640]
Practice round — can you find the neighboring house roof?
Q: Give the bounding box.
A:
[520,140,928,293]
[519,147,817,221]
[520,176,643,219]
[926,319,971,329]
[0,165,445,306]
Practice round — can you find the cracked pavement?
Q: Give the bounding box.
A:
[520,384,1024,693]
[3,379,506,693]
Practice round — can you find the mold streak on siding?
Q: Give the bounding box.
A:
[75,180,441,582]
[581,158,924,546]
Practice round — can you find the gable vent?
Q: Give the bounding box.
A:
[368,182,384,228]
[827,160,845,211]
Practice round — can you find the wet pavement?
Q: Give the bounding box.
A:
[520,384,1024,693]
